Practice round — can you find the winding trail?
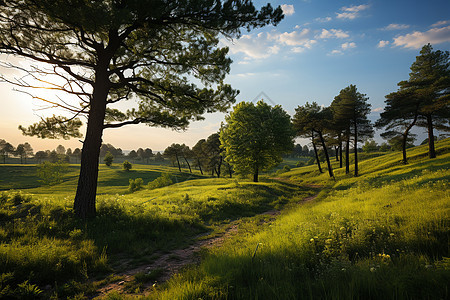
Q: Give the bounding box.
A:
[94,188,319,298]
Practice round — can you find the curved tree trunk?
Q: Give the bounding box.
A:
[401,113,419,164]
[183,156,192,173]
[197,157,203,175]
[311,131,322,173]
[175,153,182,172]
[318,130,334,179]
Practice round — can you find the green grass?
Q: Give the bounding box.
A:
[0,163,314,298]
[147,139,450,299]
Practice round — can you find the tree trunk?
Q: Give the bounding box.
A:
[318,131,334,179]
[216,156,222,178]
[426,114,436,159]
[401,113,418,164]
[253,166,259,182]
[197,158,203,175]
[73,64,110,219]
[334,146,339,161]
[339,141,343,169]
[175,153,181,172]
[354,120,358,177]
[311,131,322,173]
[183,156,192,173]
[345,136,350,174]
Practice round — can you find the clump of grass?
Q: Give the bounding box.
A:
[147,173,173,190]
[127,178,143,193]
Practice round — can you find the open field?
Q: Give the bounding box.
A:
[0,139,449,299]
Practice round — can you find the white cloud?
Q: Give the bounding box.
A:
[329,50,343,56]
[281,4,295,16]
[276,29,312,46]
[336,4,370,20]
[432,20,450,27]
[223,33,278,59]
[393,26,450,49]
[222,28,317,60]
[377,40,390,48]
[316,29,349,39]
[381,24,410,31]
[341,42,356,50]
[315,17,332,23]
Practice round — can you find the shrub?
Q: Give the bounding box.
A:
[128,178,144,193]
[104,151,114,166]
[37,161,68,185]
[147,173,173,190]
[296,161,305,167]
[123,160,132,171]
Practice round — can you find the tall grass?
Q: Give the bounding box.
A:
[148,139,450,299]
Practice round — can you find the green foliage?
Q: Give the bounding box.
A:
[104,151,114,166]
[127,178,143,193]
[221,101,295,182]
[37,161,69,186]
[19,115,83,140]
[147,173,173,190]
[122,160,132,171]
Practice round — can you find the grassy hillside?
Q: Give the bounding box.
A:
[0,140,448,298]
[147,139,449,299]
[0,163,315,298]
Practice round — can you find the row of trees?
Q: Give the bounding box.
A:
[0,140,34,164]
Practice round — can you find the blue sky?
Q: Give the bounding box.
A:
[1,0,449,151]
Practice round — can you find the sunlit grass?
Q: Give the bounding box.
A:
[148,139,450,299]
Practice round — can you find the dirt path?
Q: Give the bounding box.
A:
[94,194,316,298]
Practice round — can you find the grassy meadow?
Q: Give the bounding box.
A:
[0,139,449,299]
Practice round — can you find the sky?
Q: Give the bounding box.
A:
[1,0,450,152]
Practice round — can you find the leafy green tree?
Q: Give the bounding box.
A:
[104,151,114,166]
[220,101,294,182]
[0,140,15,164]
[56,145,66,155]
[128,150,138,163]
[154,152,164,162]
[15,142,33,164]
[164,144,183,172]
[395,44,450,159]
[72,148,81,164]
[293,102,334,179]
[37,161,68,186]
[192,139,207,175]
[375,89,420,164]
[123,160,132,171]
[0,0,283,218]
[204,133,223,177]
[34,150,48,163]
[332,85,373,176]
[362,140,379,152]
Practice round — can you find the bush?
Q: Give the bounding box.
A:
[37,161,68,185]
[296,161,305,167]
[147,173,173,190]
[128,178,143,193]
[104,151,114,166]
[123,160,132,171]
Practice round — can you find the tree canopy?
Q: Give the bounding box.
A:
[220,100,294,182]
[0,0,283,218]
